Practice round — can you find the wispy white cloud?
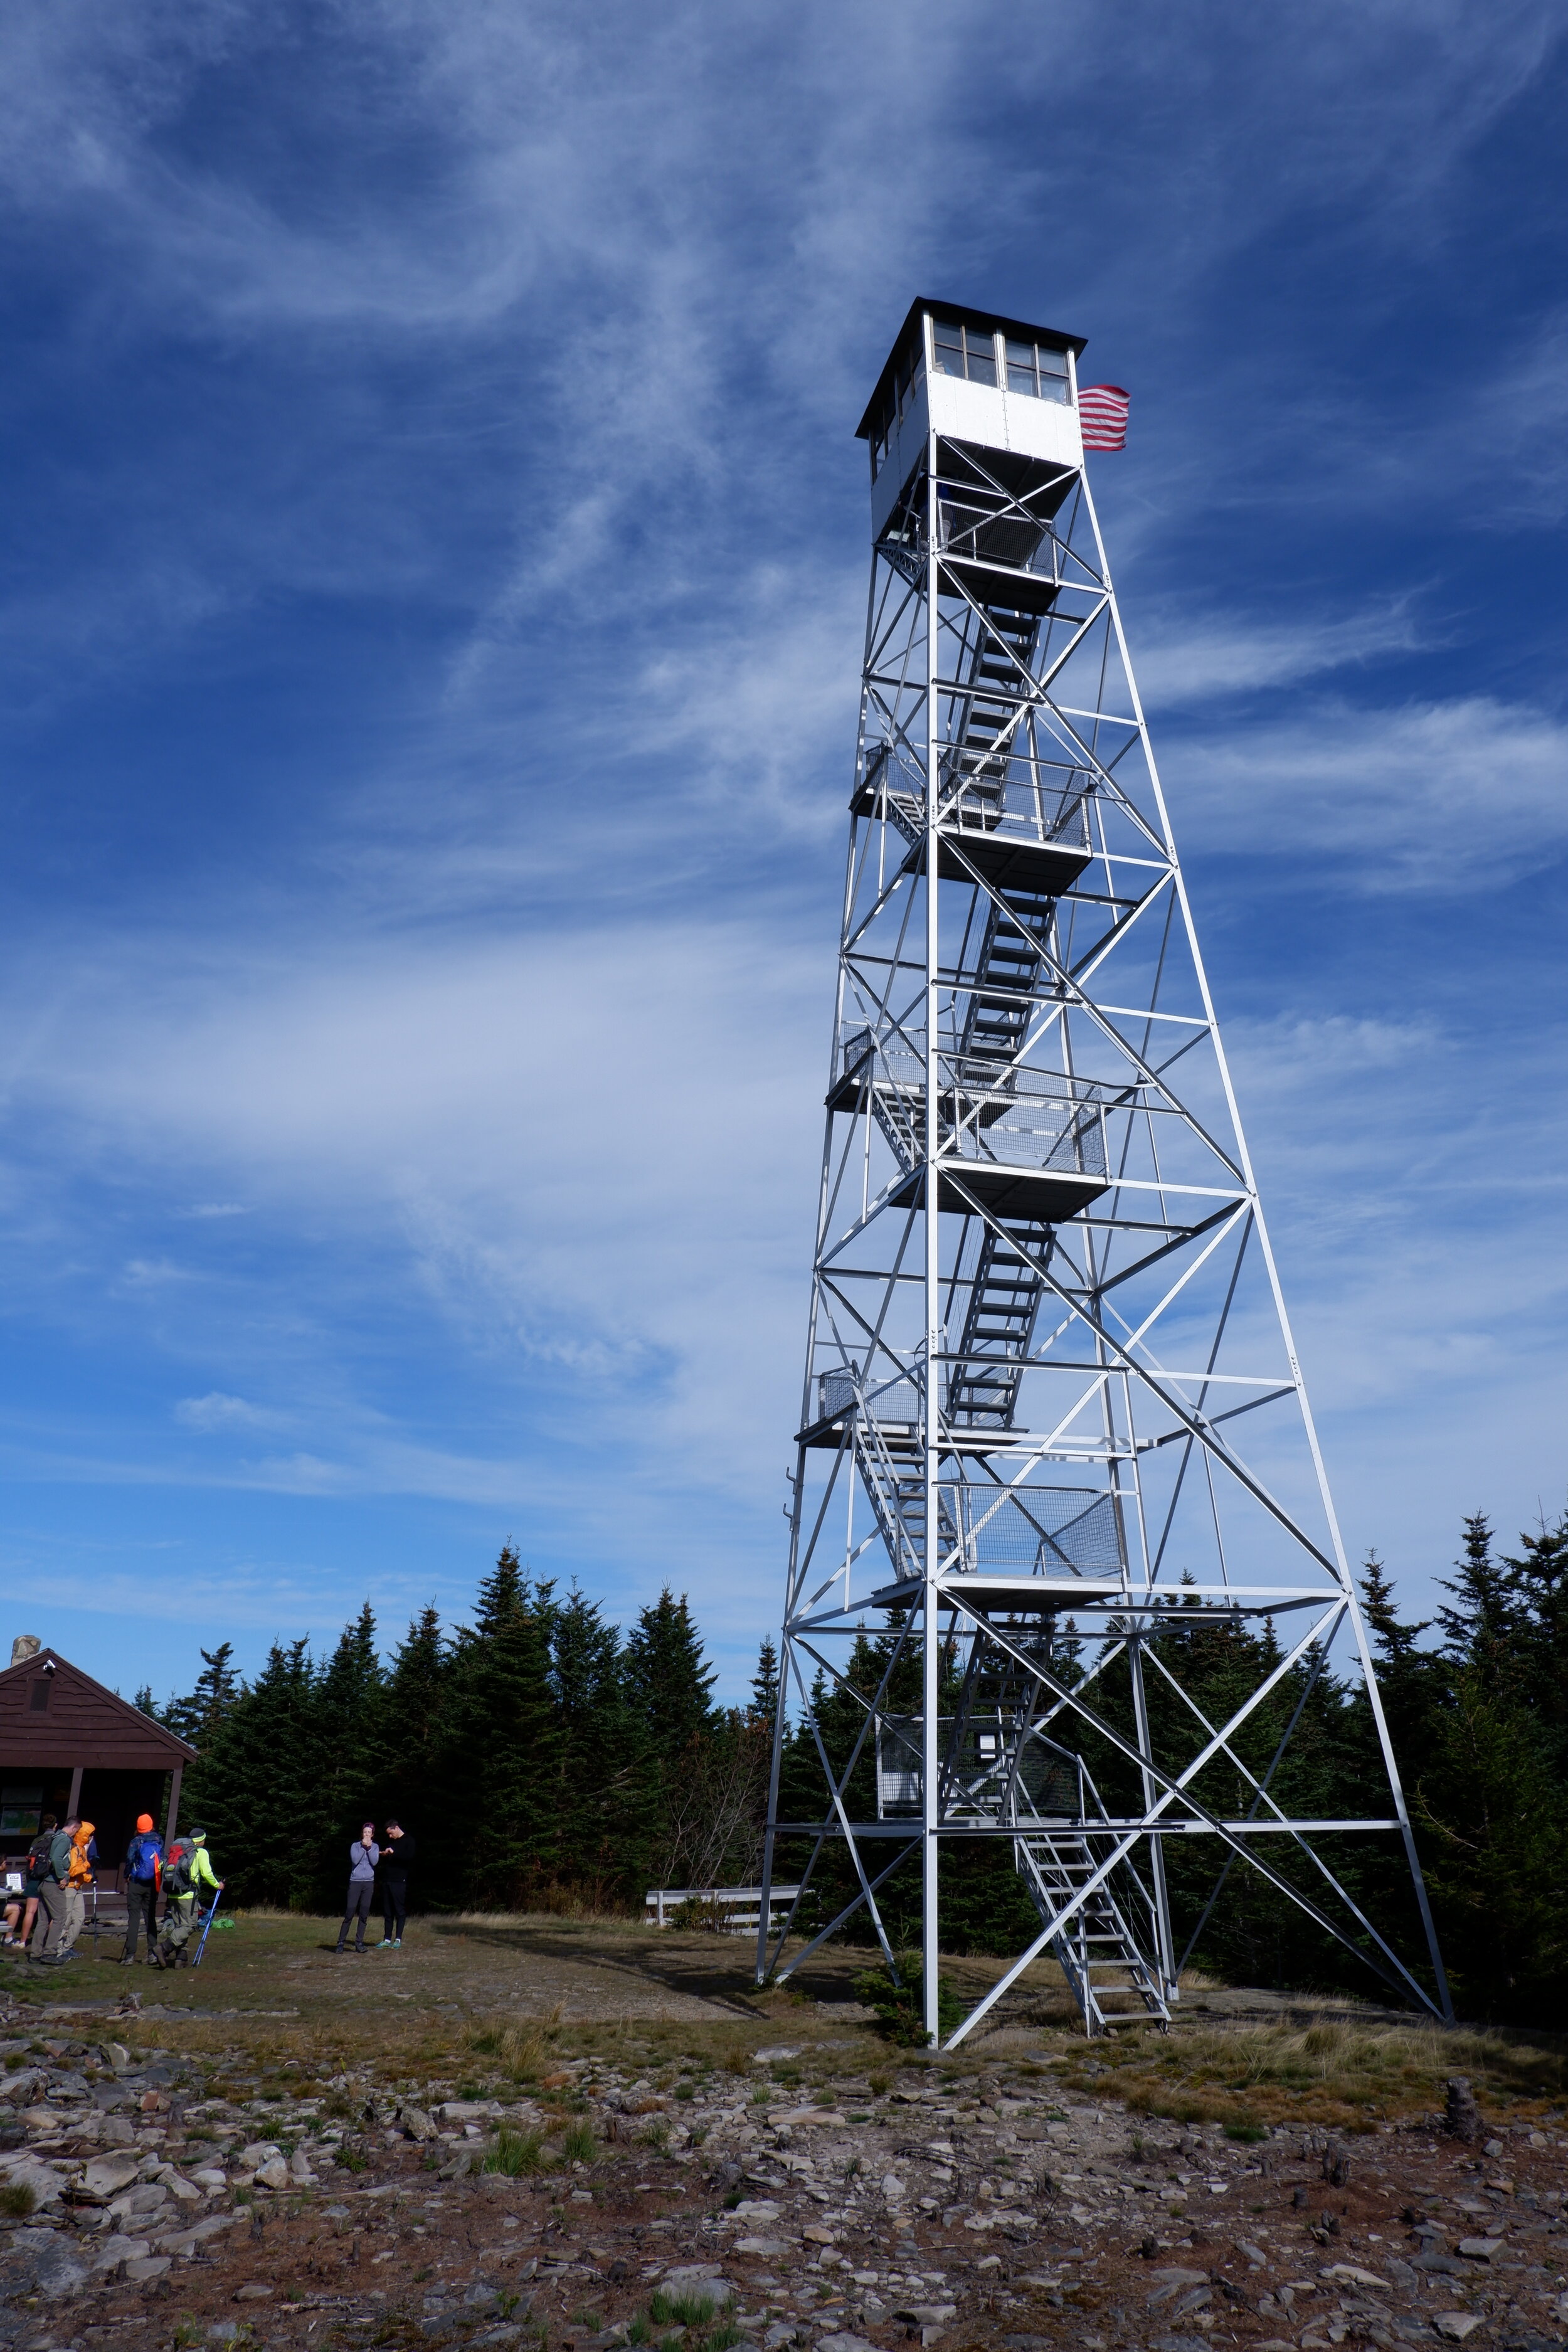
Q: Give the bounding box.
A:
[1135,604,1428,711]
[1170,694,1568,891]
[174,1391,272,1431]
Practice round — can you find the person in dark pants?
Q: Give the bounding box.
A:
[335,1824,378,1954]
[374,1821,415,1949]
[122,1814,163,1964]
[28,1816,79,1962]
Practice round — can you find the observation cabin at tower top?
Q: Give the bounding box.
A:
[857,299,1088,540]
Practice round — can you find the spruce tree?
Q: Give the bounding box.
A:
[435,1548,561,1908]
[750,1638,781,1726]
[362,1606,448,1863]
[188,1640,322,1909]
[164,1643,241,1749]
[310,1605,384,1907]
[1437,1513,1517,1673]
[551,1586,630,1904]
[623,1590,718,1761]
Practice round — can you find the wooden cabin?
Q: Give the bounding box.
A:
[0,1641,196,1895]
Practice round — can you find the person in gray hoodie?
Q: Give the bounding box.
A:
[334,1823,379,1954]
[28,1816,80,1964]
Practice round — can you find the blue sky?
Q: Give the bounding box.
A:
[0,0,1565,1704]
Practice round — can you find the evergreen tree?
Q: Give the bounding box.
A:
[188,1640,322,1909]
[551,1586,632,1904]
[362,1606,448,1848]
[623,1590,718,1761]
[435,1548,561,1907]
[163,1643,241,1749]
[750,1637,781,1726]
[310,1605,384,1907]
[1436,1513,1516,1673]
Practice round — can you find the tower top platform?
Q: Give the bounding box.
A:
[856,297,1086,442]
[859,299,1091,535]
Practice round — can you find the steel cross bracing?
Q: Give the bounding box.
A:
[755,301,1451,2045]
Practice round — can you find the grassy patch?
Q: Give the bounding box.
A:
[0,2182,36,2218]
[650,2287,729,2327]
[1046,2015,1568,2129]
[484,2126,551,2177]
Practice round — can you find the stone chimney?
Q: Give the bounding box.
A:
[9,1634,41,1667]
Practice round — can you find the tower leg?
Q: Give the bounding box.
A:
[1128,1633,1179,2000]
[922,430,942,2051]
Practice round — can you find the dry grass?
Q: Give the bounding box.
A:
[36,1910,1564,2145]
[1037,2013,1568,2132]
[464,2003,566,2080]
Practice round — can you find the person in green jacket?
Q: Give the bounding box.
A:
[152,1829,220,1968]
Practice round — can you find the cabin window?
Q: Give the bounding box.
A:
[1005,338,1072,404]
[931,317,997,387]
[29,1678,50,1713]
[869,336,926,481]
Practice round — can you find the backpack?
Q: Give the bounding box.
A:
[25,1831,53,1882]
[127,1832,162,1883]
[162,1838,194,1898]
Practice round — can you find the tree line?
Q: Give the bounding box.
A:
[772,1507,1568,2026]
[137,1547,778,1919]
[139,1505,1568,2024]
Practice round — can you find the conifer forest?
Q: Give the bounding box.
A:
[137,1507,1568,2030]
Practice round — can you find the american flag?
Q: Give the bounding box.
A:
[1079,384,1130,452]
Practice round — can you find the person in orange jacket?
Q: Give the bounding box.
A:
[53,1821,96,1965]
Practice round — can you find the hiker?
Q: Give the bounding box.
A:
[121,1813,163,1964]
[335,1823,379,1955]
[375,1819,415,1949]
[28,1814,79,1963]
[6,1817,50,1954]
[153,1827,218,1968]
[54,1820,95,1963]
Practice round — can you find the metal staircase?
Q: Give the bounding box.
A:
[1012,1824,1173,2032]
[944,1626,1171,2034]
[947,1217,1052,1428]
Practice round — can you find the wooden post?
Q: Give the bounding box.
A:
[165,1766,183,1844]
[66,1766,83,1823]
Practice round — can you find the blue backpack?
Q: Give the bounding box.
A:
[127,1831,162,1883]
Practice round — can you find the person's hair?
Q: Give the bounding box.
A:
[40,1814,56,1831]
[386,1818,401,1831]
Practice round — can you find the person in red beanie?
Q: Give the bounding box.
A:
[121,1812,162,1964]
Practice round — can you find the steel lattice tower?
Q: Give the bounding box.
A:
[755,299,1451,2045]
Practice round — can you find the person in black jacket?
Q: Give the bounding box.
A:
[374,1820,414,1949]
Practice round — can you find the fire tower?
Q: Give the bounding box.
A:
[755,299,1450,2044]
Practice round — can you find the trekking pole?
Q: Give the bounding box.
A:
[191,1883,226,1969]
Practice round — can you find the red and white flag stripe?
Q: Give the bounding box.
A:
[1079,384,1130,452]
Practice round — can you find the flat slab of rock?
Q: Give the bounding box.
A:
[1322,2263,1391,2292]
[1434,2318,1485,2342]
[90,2233,152,2273]
[0,2224,90,2295]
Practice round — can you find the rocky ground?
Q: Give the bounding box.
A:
[1,1923,1565,2352]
